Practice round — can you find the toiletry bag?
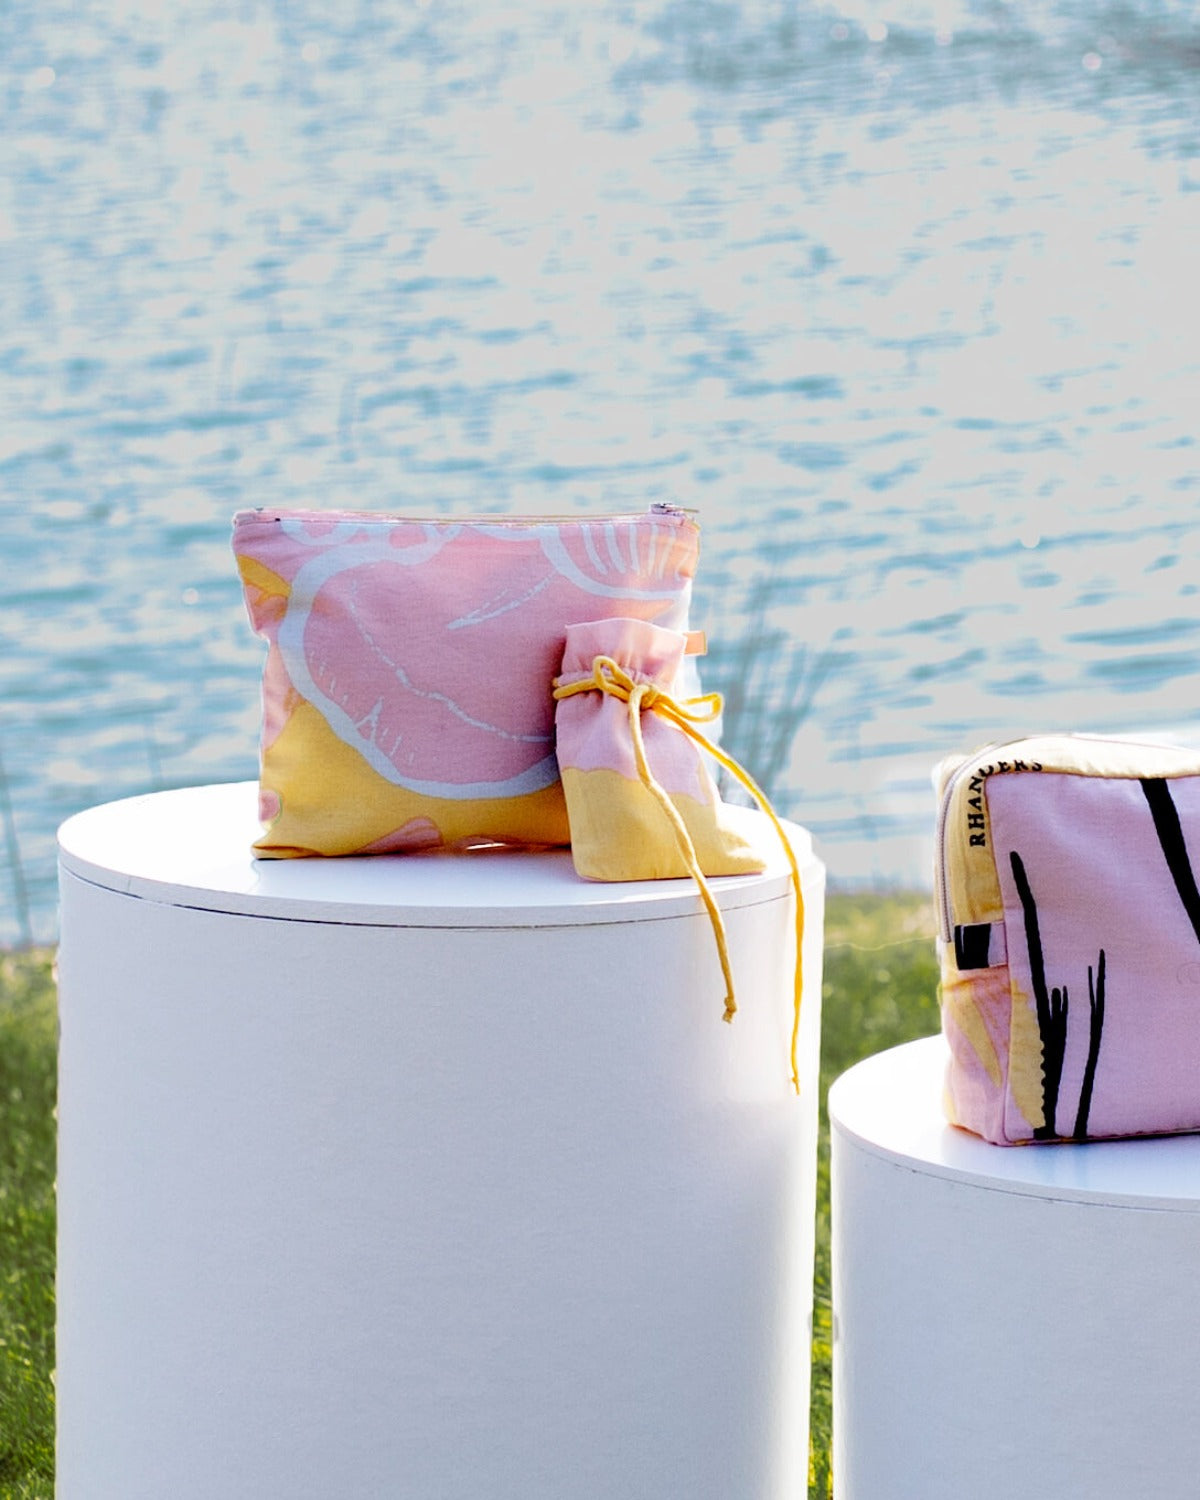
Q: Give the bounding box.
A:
[937,733,1200,1143]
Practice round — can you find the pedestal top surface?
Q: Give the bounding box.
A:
[830,1035,1200,1212]
[58,781,813,928]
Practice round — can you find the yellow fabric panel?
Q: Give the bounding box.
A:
[561,766,768,881]
[1007,978,1046,1135]
[255,699,570,857]
[999,732,1200,781]
[234,554,291,600]
[937,752,1005,929]
[940,972,1002,1088]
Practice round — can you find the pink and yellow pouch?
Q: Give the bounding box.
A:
[552,618,766,884]
[232,507,699,858]
[937,733,1200,1143]
[553,616,806,1088]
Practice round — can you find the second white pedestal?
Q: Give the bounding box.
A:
[832,1036,1200,1500]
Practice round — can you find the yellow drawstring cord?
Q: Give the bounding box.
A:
[554,655,805,1092]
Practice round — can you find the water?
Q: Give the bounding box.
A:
[3,0,1199,945]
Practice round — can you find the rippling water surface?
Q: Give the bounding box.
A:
[3,0,1200,943]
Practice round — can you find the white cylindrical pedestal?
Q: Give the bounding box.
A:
[831,1036,1200,1500]
[57,782,823,1500]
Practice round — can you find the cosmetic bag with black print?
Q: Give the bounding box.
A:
[936,734,1200,1144]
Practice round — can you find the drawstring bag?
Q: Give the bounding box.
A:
[937,732,1200,1143]
[231,507,698,858]
[553,615,805,1089]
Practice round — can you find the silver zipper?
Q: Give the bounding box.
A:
[239,504,697,526]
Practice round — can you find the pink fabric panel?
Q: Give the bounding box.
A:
[298,547,563,784]
[988,772,1200,1140]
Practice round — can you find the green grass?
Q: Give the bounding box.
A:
[0,949,56,1500]
[0,897,939,1498]
[808,889,941,1497]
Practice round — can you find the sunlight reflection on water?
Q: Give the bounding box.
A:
[2,0,1199,941]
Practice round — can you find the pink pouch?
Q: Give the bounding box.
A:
[231,507,698,858]
[554,616,806,1088]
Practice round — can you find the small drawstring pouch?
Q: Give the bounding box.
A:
[553,616,806,1090]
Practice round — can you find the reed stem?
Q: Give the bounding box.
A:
[0,740,34,949]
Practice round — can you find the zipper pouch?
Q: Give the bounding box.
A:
[231,506,699,858]
[553,615,806,1091]
[936,733,1200,1144]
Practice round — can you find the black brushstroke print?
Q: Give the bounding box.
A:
[1010,849,1069,1139]
[1073,950,1106,1140]
[1140,778,1200,948]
